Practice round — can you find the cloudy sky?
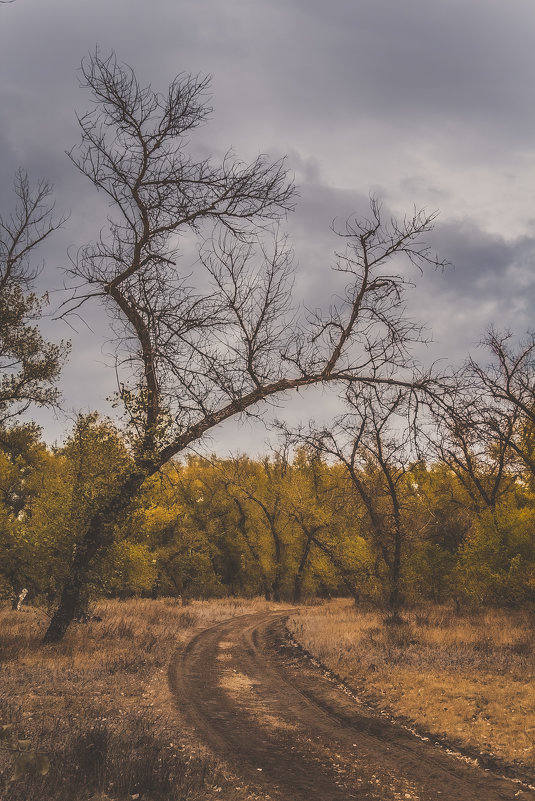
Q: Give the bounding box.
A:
[1,0,534,451]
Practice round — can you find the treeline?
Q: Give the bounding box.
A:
[2,397,535,610]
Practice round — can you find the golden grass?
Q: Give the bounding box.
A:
[0,597,276,800]
[288,600,535,770]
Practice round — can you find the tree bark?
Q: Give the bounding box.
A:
[293,536,312,603]
[43,470,148,643]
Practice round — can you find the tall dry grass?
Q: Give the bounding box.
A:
[0,597,274,800]
[288,600,535,772]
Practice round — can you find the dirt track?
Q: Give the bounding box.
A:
[169,611,535,800]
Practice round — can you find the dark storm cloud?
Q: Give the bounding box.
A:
[431,221,518,293]
[1,0,534,449]
[405,223,535,365]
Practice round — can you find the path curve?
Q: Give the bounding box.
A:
[168,611,535,801]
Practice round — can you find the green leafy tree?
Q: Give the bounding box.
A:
[0,425,54,601]
[456,484,535,606]
[137,460,225,598]
[10,415,136,607]
[401,462,470,603]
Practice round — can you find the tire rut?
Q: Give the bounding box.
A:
[168,611,535,801]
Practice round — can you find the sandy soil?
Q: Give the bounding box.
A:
[168,611,535,801]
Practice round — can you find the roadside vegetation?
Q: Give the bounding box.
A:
[288,600,535,773]
[3,597,535,798]
[3,422,535,614]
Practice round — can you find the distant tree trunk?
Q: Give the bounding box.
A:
[233,497,273,601]
[271,532,283,602]
[293,536,312,603]
[384,477,403,611]
[387,523,402,611]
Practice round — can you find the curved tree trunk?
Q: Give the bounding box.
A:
[43,470,148,643]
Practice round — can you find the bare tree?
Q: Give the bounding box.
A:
[0,170,67,426]
[44,50,443,642]
[465,330,535,483]
[426,367,518,514]
[289,386,417,610]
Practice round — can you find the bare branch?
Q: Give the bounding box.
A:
[0,172,69,424]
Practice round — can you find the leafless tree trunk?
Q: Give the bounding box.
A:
[44,50,444,642]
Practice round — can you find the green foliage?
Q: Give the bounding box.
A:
[0,425,52,600]
[0,414,136,604]
[403,541,456,603]
[457,500,535,606]
[2,410,535,610]
[98,541,157,597]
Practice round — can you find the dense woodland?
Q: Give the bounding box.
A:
[2,383,535,611]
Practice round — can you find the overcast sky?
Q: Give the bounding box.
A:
[1,0,534,451]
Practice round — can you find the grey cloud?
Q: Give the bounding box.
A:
[1,0,534,451]
[429,221,515,293]
[404,222,535,364]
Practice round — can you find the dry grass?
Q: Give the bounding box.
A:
[288,600,535,771]
[0,597,275,800]
[6,596,531,798]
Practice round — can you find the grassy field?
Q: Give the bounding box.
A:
[0,598,278,801]
[288,600,535,774]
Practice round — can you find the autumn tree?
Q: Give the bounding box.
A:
[439,331,535,605]
[290,386,420,610]
[426,363,518,515]
[0,425,51,602]
[219,451,296,601]
[402,461,471,603]
[148,457,240,598]
[0,171,67,603]
[44,50,443,641]
[0,415,143,607]
[208,459,278,600]
[0,170,67,427]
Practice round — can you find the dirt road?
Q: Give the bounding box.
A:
[169,611,535,800]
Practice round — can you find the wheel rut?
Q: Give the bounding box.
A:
[168,611,535,801]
